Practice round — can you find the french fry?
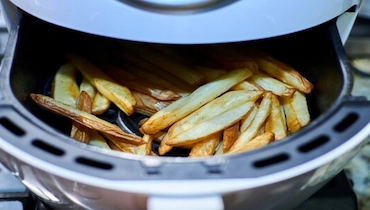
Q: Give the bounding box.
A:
[265,94,287,140]
[89,131,111,149]
[135,134,153,155]
[79,77,97,99]
[228,92,273,153]
[228,132,274,154]
[140,68,254,135]
[67,53,135,115]
[94,78,136,115]
[123,44,205,86]
[240,105,258,132]
[30,94,144,145]
[158,133,173,155]
[51,62,79,106]
[103,65,180,101]
[120,54,195,96]
[70,91,92,143]
[231,81,262,91]
[167,101,256,147]
[131,90,171,116]
[189,132,221,157]
[253,55,314,94]
[167,90,263,139]
[248,72,296,97]
[281,91,310,133]
[92,92,111,115]
[222,121,240,153]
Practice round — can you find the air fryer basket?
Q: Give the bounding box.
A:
[1,9,370,181]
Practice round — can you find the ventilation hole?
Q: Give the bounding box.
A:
[146,168,161,176]
[0,117,25,136]
[298,135,329,153]
[207,167,223,175]
[334,113,359,132]
[32,140,65,156]
[253,153,289,168]
[75,157,113,170]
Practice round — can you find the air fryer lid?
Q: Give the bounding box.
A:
[1,12,370,181]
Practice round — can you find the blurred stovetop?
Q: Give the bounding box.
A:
[344,17,370,210]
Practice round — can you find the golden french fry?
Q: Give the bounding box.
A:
[228,132,274,154]
[121,54,195,96]
[30,94,144,145]
[136,134,153,155]
[103,65,180,101]
[253,55,314,94]
[132,90,171,116]
[240,105,258,132]
[167,90,263,139]
[222,121,240,153]
[248,72,296,97]
[158,133,173,155]
[70,91,93,143]
[228,92,273,153]
[51,62,79,106]
[189,132,221,157]
[167,101,256,147]
[265,94,288,140]
[89,131,111,149]
[79,77,97,99]
[281,91,310,133]
[92,92,111,115]
[231,81,262,91]
[104,133,138,153]
[94,78,136,115]
[141,68,254,135]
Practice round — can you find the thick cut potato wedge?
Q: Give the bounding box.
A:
[94,78,136,115]
[222,122,240,153]
[89,131,111,149]
[140,68,253,135]
[70,91,92,143]
[132,90,171,116]
[52,62,79,106]
[281,91,310,133]
[30,94,144,145]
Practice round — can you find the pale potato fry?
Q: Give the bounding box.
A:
[189,132,221,157]
[248,72,296,97]
[52,62,79,106]
[265,94,287,140]
[92,92,111,115]
[231,81,262,91]
[253,55,314,94]
[131,90,171,116]
[140,68,253,135]
[167,102,256,147]
[89,131,111,149]
[79,77,97,99]
[240,105,258,132]
[158,133,173,155]
[30,94,144,145]
[94,78,136,115]
[70,91,92,143]
[228,132,274,154]
[167,90,263,139]
[228,92,273,152]
[136,134,153,155]
[80,78,110,118]
[281,91,310,133]
[222,121,240,153]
